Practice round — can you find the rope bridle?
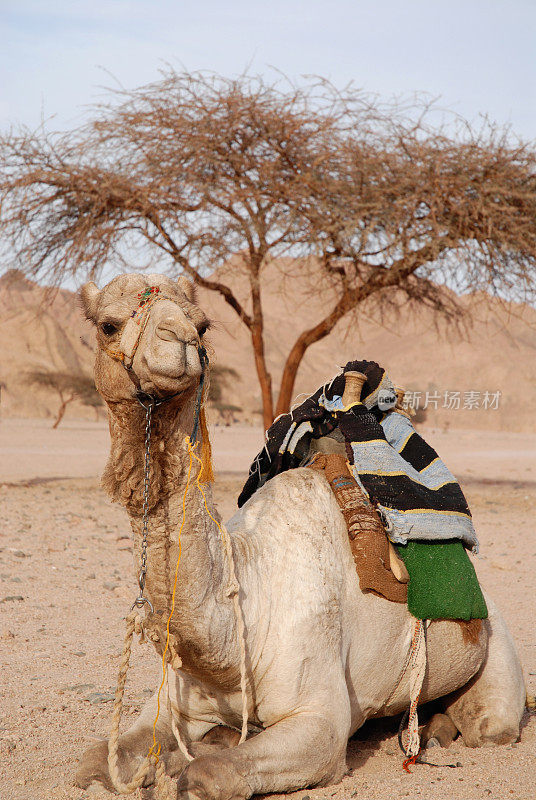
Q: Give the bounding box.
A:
[104,285,172,371]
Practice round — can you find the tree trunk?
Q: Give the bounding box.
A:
[251,324,274,431]
[274,256,433,417]
[52,392,75,429]
[275,296,356,417]
[249,271,274,430]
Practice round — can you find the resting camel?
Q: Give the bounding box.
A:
[76,273,525,799]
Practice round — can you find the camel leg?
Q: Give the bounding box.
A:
[176,700,351,800]
[421,713,458,748]
[443,599,525,748]
[75,686,212,792]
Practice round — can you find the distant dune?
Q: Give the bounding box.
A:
[0,270,97,421]
[1,266,535,431]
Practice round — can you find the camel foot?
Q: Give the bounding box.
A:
[421,713,458,749]
[176,754,252,800]
[75,738,155,793]
[461,715,520,747]
[444,603,525,748]
[189,726,242,760]
[200,726,241,749]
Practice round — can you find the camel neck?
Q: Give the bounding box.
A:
[103,395,238,683]
[103,394,199,510]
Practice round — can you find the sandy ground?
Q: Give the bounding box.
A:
[0,419,535,800]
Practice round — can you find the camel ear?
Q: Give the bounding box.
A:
[79,282,100,323]
[177,276,197,303]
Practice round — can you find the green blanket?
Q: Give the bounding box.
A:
[394,540,488,621]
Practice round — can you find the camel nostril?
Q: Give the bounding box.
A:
[156,324,181,343]
[155,316,196,343]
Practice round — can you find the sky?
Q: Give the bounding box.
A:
[1,0,535,140]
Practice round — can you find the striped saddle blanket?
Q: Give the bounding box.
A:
[238,359,479,553]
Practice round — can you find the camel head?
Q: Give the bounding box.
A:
[80,273,210,405]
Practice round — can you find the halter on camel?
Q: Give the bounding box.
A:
[104,287,248,798]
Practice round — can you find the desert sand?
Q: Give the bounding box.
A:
[0,418,535,800]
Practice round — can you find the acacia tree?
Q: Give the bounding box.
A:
[26,370,103,428]
[2,71,536,429]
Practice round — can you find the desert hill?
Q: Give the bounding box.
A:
[1,267,535,431]
[0,270,97,420]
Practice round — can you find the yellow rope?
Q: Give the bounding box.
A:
[150,439,195,762]
[149,425,248,758]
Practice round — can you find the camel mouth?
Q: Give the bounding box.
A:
[135,389,162,406]
[133,370,200,405]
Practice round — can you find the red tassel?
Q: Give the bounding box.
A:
[402,753,419,773]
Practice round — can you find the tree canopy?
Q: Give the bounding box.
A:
[2,70,536,428]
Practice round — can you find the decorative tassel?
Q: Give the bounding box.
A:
[401,618,427,771]
[198,407,214,483]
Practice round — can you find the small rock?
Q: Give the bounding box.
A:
[60,683,95,694]
[1,595,24,603]
[85,691,115,704]
[5,739,16,752]
[103,581,119,591]
[11,550,28,558]
[72,651,86,657]
[86,573,96,580]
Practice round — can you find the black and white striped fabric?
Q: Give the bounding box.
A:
[238,360,478,552]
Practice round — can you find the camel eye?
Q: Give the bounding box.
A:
[101,322,118,336]
[197,322,209,337]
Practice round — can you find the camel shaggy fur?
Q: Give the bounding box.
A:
[75,273,526,799]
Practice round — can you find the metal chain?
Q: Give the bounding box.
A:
[132,398,154,613]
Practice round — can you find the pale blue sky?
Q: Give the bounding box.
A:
[1,0,535,139]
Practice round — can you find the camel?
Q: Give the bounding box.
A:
[75,273,526,799]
